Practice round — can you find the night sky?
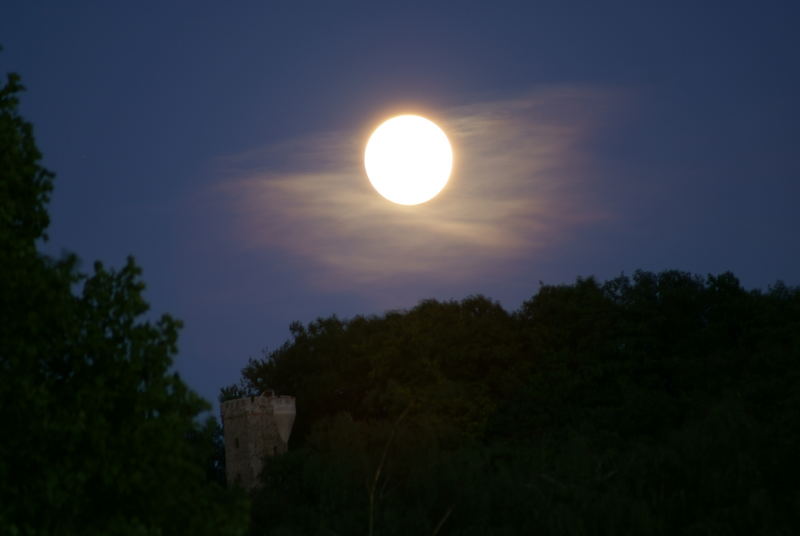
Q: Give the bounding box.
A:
[3,2,798,412]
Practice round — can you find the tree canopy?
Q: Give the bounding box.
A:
[0,72,248,535]
[229,272,800,535]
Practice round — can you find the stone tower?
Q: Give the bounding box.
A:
[220,392,296,490]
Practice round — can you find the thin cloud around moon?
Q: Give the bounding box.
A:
[216,87,614,292]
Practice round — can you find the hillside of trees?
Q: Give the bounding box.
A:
[227,272,800,535]
[1,72,249,534]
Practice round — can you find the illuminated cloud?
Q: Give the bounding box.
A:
[216,87,614,292]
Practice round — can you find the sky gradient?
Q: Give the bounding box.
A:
[3,1,799,411]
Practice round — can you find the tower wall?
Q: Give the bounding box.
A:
[220,394,296,490]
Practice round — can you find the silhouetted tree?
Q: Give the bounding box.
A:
[0,71,248,535]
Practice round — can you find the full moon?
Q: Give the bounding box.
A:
[364,115,453,206]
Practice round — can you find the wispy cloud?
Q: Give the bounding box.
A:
[215,87,614,292]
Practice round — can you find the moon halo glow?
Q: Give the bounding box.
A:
[364,115,453,206]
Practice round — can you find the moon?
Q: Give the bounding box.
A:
[364,115,453,206]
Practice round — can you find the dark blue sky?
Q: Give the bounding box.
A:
[3,1,799,411]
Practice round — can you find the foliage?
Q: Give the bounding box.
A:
[230,271,800,535]
[0,72,248,535]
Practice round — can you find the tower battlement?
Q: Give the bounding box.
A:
[220,393,296,490]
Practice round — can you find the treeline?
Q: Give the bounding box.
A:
[1,73,248,534]
[227,272,800,535]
